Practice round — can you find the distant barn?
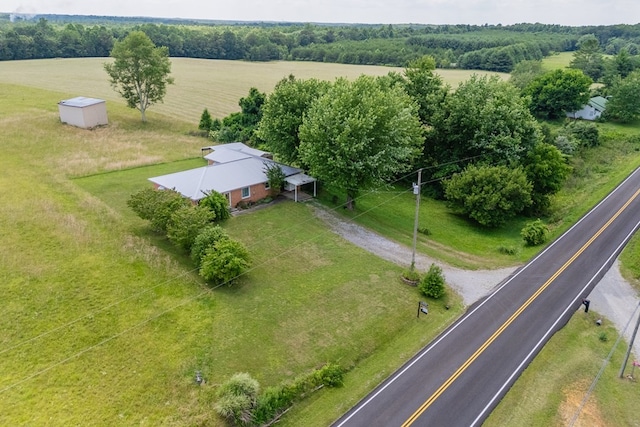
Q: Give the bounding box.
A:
[58,97,108,129]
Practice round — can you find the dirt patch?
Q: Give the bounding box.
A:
[558,380,607,427]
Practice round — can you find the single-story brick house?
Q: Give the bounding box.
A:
[58,96,108,128]
[566,96,608,121]
[149,143,316,207]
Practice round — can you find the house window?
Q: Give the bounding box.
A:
[264,181,270,190]
[241,187,250,199]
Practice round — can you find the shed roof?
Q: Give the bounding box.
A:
[58,96,106,108]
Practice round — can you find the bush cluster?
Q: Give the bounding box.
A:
[128,188,250,285]
[215,364,344,426]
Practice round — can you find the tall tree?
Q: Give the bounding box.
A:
[605,70,640,123]
[104,31,174,122]
[402,55,448,126]
[425,75,541,183]
[524,69,592,119]
[299,75,423,209]
[522,143,572,213]
[570,34,605,81]
[257,75,330,165]
[509,59,544,90]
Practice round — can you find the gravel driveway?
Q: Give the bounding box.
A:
[311,204,640,359]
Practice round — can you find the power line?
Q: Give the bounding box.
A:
[1,156,477,391]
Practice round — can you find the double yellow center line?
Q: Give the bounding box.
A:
[402,187,640,426]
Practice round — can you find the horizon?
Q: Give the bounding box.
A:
[3,0,640,27]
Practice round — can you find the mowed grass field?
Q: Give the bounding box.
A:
[0,57,508,123]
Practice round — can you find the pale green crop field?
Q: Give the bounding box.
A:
[0,57,507,123]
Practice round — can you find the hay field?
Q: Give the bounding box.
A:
[0,58,507,123]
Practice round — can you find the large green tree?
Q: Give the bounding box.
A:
[256,75,331,165]
[104,31,174,122]
[524,69,592,119]
[425,75,541,182]
[444,164,532,228]
[299,75,423,209]
[604,71,640,123]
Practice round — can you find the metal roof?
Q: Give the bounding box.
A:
[149,157,303,201]
[58,96,106,108]
[285,173,317,186]
[588,96,608,112]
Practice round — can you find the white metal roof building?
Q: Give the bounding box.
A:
[149,143,315,203]
[58,96,108,129]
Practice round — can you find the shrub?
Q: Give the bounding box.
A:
[521,219,549,246]
[314,363,344,387]
[166,205,214,251]
[199,190,231,222]
[553,135,577,156]
[444,164,532,228]
[215,373,260,426]
[561,120,600,148]
[498,245,519,255]
[252,364,344,425]
[199,238,250,285]
[127,188,190,233]
[419,263,446,299]
[418,226,431,236]
[190,225,228,267]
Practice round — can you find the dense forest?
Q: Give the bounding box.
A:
[2,13,640,72]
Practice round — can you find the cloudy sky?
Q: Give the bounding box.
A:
[3,0,639,26]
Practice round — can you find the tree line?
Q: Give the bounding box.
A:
[2,16,640,71]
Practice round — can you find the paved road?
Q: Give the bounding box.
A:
[332,168,640,426]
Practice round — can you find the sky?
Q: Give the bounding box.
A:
[3,0,640,27]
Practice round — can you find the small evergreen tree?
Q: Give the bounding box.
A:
[419,263,446,299]
[199,108,213,131]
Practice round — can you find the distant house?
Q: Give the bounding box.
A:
[566,96,608,121]
[58,97,108,129]
[149,143,316,207]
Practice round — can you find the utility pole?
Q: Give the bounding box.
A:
[619,301,640,378]
[411,169,422,271]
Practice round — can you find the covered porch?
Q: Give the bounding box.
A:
[284,173,317,202]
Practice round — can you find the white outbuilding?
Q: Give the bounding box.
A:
[58,96,108,129]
